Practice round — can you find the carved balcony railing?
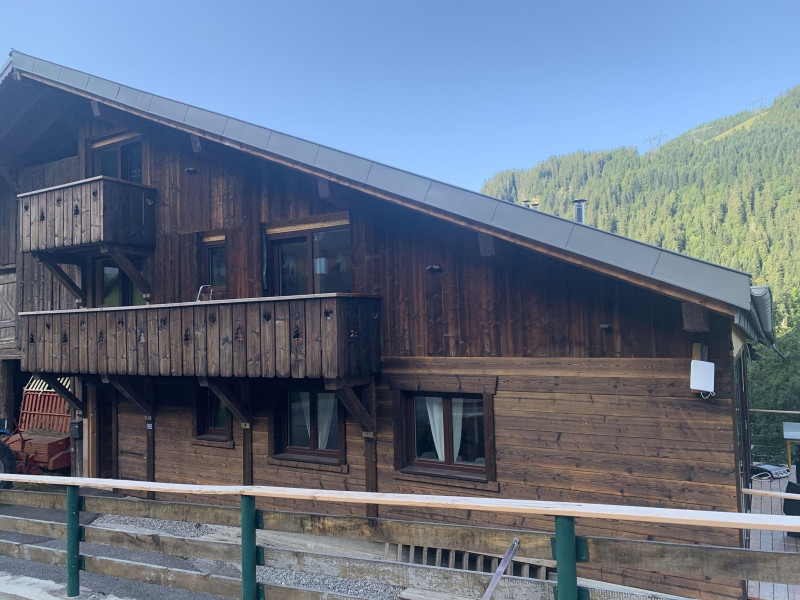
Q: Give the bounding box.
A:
[19,294,381,381]
[19,176,157,254]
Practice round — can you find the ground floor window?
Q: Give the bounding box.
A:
[407,394,487,475]
[196,388,231,442]
[278,391,344,462]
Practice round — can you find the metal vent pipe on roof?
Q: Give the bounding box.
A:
[572,199,587,224]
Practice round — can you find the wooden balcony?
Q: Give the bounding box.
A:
[19,294,381,381]
[19,176,157,255]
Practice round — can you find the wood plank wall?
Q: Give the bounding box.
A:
[375,356,742,599]
[14,113,743,599]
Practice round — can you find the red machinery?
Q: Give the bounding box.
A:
[0,377,72,482]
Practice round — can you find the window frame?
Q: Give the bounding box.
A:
[275,389,347,465]
[89,131,143,183]
[405,392,489,476]
[199,232,227,299]
[195,387,233,443]
[262,223,352,296]
[392,383,497,483]
[92,257,145,308]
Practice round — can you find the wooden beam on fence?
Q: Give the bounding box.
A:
[2,474,800,533]
[36,373,85,414]
[3,488,800,586]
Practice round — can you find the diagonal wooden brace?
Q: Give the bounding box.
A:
[198,377,251,425]
[36,373,85,414]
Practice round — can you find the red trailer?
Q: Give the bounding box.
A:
[0,377,72,486]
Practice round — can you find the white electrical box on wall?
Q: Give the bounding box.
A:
[690,360,715,393]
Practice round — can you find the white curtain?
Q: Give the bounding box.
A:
[425,396,445,461]
[299,393,311,439]
[452,397,464,462]
[316,393,336,449]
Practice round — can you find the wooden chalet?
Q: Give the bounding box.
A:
[0,51,778,599]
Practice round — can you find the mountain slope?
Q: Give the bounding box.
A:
[481,87,800,460]
[482,86,800,320]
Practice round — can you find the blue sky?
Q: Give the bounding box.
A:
[1,1,798,191]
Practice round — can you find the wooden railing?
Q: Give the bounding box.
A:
[19,294,381,380]
[19,176,157,253]
[0,474,799,600]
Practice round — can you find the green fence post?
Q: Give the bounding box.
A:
[241,493,257,600]
[554,516,578,600]
[66,484,80,597]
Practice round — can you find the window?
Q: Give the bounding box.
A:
[267,226,351,295]
[278,391,344,461]
[208,246,227,287]
[91,133,142,183]
[406,394,488,476]
[199,233,227,299]
[95,259,145,308]
[196,388,231,441]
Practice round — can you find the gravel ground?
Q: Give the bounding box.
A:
[0,504,403,600]
[94,514,403,599]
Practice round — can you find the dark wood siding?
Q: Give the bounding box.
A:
[10,108,743,600]
[21,296,380,380]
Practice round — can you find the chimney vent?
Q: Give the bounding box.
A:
[572,199,587,224]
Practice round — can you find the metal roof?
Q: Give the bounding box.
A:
[0,50,757,313]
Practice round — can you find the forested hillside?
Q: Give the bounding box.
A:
[482,86,800,461]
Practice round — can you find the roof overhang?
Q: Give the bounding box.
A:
[0,50,775,346]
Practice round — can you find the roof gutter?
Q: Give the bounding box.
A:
[735,286,784,357]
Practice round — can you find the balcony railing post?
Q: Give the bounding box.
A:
[554,515,578,600]
[241,493,257,600]
[66,484,81,597]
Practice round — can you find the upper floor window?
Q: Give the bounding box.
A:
[91,132,142,183]
[199,233,227,299]
[96,258,145,307]
[266,225,351,296]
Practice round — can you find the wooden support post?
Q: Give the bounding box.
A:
[145,380,154,500]
[360,383,378,518]
[146,415,155,500]
[241,494,257,600]
[241,382,253,487]
[0,359,16,421]
[66,484,81,597]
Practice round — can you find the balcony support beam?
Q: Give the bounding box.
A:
[35,373,85,414]
[32,253,86,306]
[325,380,375,433]
[199,377,251,426]
[102,376,153,418]
[101,245,152,300]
